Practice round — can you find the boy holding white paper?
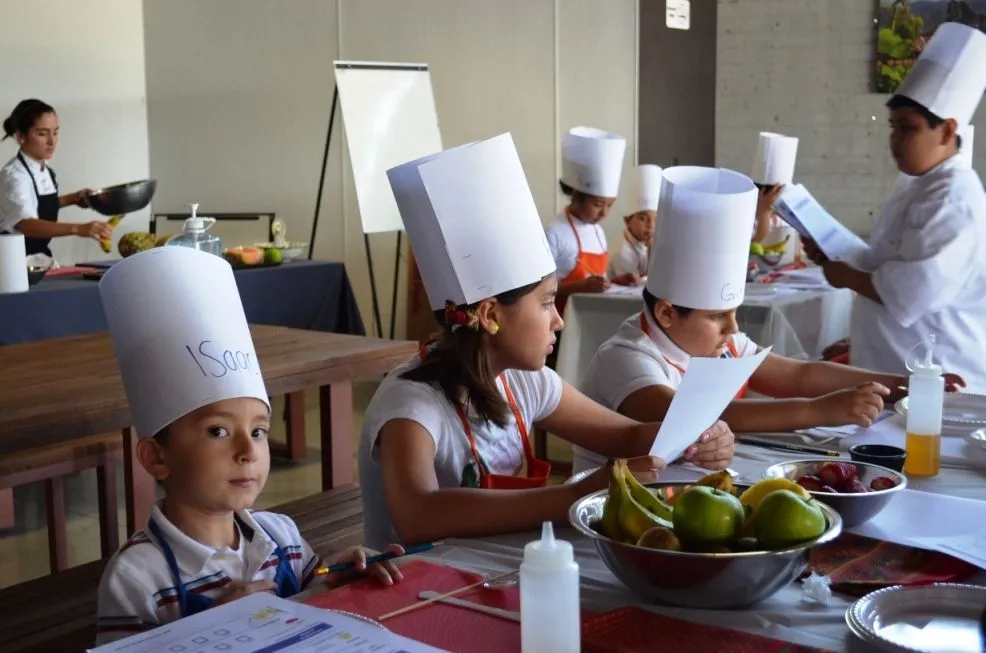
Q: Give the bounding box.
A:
[357,134,733,549]
[574,165,914,475]
[94,248,403,644]
[802,23,986,393]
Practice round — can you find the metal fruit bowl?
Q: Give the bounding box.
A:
[762,459,906,529]
[568,482,843,609]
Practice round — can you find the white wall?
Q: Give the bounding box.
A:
[143,0,639,339]
[0,0,150,265]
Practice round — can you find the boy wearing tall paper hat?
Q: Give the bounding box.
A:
[94,248,403,644]
[750,132,800,266]
[573,166,928,475]
[357,133,733,549]
[610,164,661,280]
[804,22,985,392]
[547,126,636,313]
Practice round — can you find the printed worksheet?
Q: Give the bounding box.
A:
[772,184,871,268]
[88,593,449,653]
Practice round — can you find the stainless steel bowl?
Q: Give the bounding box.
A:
[569,482,843,609]
[762,459,906,529]
[86,179,157,216]
[26,265,47,285]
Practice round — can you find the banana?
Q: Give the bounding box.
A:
[737,477,811,512]
[762,234,790,254]
[623,465,673,521]
[599,460,624,541]
[99,214,125,253]
[616,462,673,542]
[694,470,734,494]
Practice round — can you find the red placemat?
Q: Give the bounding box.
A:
[808,533,978,596]
[305,560,524,652]
[582,606,833,653]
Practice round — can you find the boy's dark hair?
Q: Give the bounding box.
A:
[886,95,963,149]
[401,278,546,427]
[642,287,694,320]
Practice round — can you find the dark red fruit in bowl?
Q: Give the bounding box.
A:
[843,477,869,494]
[796,475,827,492]
[869,476,897,491]
[821,485,838,493]
[818,462,857,487]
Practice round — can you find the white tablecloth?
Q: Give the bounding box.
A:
[416,444,986,653]
[555,283,854,389]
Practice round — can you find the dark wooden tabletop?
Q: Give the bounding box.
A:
[0,325,416,456]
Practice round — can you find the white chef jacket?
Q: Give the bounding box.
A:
[610,230,649,278]
[0,153,56,233]
[851,155,986,393]
[545,211,608,280]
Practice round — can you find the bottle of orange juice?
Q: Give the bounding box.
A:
[903,336,944,477]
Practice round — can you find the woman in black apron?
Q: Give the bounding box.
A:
[0,99,111,256]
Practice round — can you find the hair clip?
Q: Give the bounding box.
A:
[443,300,479,332]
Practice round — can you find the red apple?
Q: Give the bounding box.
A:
[869,476,897,491]
[818,462,857,488]
[796,475,826,492]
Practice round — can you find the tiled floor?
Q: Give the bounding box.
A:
[0,381,573,589]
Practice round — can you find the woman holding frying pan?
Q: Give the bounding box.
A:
[0,99,113,258]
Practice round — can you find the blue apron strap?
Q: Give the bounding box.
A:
[148,518,192,618]
[244,515,301,598]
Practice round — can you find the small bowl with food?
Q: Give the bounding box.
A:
[762,459,906,529]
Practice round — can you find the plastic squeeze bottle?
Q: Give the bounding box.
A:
[903,335,944,477]
[520,521,580,653]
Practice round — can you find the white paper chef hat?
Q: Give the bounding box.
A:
[751,132,799,185]
[958,124,975,169]
[894,22,986,127]
[646,166,758,311]
[634,164,663,212]
[561,126,627,198]
[388,132,556,311]
[99,247,269,438]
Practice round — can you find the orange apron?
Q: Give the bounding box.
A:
[638,312,749,399]
[558,211,609,315]
[418,345,551,489]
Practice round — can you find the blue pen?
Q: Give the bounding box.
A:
[314,542,440,575]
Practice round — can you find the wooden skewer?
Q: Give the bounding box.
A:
[377,570,518,622]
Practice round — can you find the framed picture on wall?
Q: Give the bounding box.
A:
[875,0,986,93]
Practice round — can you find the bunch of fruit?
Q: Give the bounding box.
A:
[595,460,829,553]
[795,462,897,494]
[223,246,280,267]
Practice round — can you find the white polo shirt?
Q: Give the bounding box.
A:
[357,355,564,550]
[573,311,759,474]
[610,230,649,278]
[545,211,608,280]
[0,153,56,233]
[95,503,320,645]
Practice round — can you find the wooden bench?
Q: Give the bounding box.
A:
[0,485,364,653]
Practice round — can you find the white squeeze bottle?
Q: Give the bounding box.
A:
[903,335,944,477]
[520,521,580,653]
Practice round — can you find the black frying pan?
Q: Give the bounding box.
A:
[85,179,157,216]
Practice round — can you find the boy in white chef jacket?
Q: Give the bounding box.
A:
[572,165,935,475]
[804,22,986,393]
[357,134,734,550]
[610,164,660,280]
[750,132,799,265]
[94,248,403,644]
[547,126,635,314]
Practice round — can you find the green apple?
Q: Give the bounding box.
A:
[671,485,746,547]
[752,489,827,550]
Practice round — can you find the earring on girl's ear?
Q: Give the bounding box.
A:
[490,322,500,335]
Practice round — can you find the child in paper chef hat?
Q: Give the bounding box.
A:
[547,126,638,313]
[750,131,798,247]
[803,21,983,392]
[94,247,403,644]
[610,164,660,280]
[356,133,735,549]
[572,165,952,475]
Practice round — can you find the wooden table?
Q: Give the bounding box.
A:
[0,325,416,536]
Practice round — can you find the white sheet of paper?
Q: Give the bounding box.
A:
[87,593,449,653]
[603,283,644,296]
[773,184,870,268]
[848,489,986,570]
[649,347,772,461]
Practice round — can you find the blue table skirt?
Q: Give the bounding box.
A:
[0,260,364,345]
